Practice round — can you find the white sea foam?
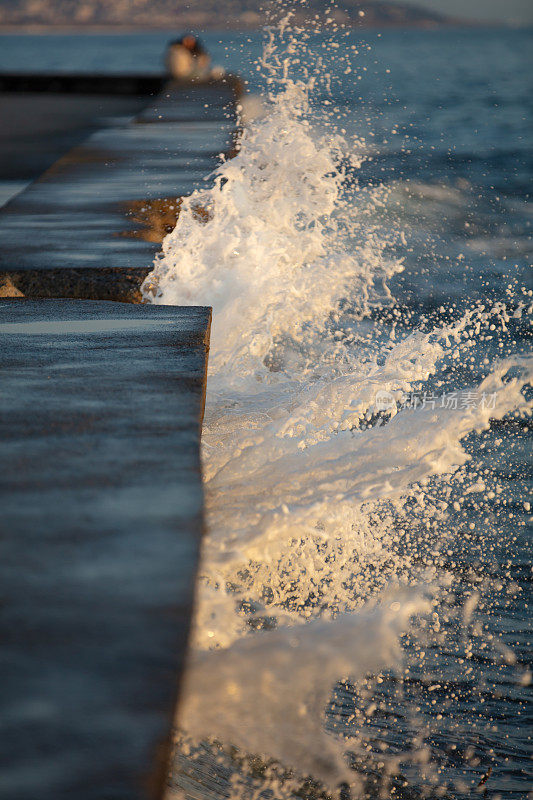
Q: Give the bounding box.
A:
[143,15,532,798]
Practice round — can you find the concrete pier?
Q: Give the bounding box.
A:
[0,68,234,796]
[0,75,240,300]
[0,73,165,205]
[0,298,211,800]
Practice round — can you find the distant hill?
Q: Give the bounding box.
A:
[0,1,456,30]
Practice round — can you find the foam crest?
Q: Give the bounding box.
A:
[143,76,399,387]
[179,594,432,785]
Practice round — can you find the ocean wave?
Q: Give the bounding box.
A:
[143,13,532,798]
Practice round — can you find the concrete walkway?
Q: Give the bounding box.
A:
[0,71,233,797]
[0,298,211,800]
[0,76,240,301]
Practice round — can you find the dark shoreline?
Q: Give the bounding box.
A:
[0,22,509,34]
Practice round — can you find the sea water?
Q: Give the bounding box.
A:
[140,14,532,800]
[2,18,530,799]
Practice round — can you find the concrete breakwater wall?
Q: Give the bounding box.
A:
[0,72,242,301]
[0,73,240,799]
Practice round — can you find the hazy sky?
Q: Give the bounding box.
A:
[390,0,533,24]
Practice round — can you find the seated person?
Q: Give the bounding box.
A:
[165,35,211,79]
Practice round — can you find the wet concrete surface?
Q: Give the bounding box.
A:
[0,298,211,800]
[0,92,150,181]
[0,77,240,300]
